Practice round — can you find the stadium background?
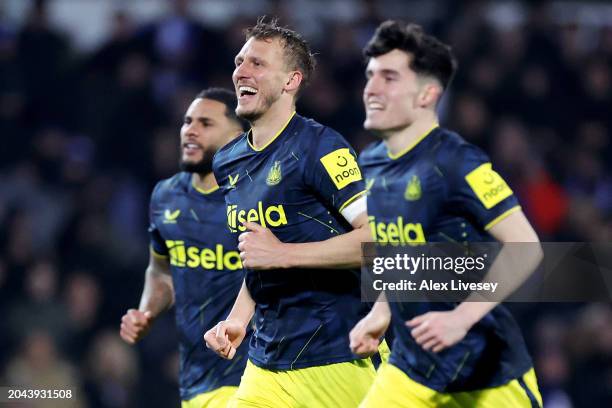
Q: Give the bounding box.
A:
[0,0,610,406]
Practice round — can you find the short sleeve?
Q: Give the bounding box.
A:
[445,144,521,230]
[148,184,168,257]
[303,127,366,213]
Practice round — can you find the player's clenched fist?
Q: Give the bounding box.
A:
[349,308,390,358]
[120,309,153,345]
[238,221,289,269]
[204,319,247,359]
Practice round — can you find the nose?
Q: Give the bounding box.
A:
[364,76,381,97]
[183,121,198,138]
[233,63,249,83]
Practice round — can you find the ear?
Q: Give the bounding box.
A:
[418,83,442,109]
[284,71,303,94]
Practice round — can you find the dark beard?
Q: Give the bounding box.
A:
[179,150,213,174]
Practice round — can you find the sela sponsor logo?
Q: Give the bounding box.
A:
[165,241,242,270]
[320,148,362,189]
[163,209,181,224]
[369,215,426,246]
[226,202,288,232]
[465,163,512,209]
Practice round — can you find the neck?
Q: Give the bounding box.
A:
[250,100,295,148]
[192,171,217,192]
[384,110,438,156]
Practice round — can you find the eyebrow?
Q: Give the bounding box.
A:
[184,115,214,124]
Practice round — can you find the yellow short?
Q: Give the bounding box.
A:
[377,339,391,366]
[360,363,543,408]
[182,386,238,408]
[229,359,376,408]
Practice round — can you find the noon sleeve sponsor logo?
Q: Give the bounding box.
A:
[319,148,362,189]
[165,240,242,270]
[464,163,513,209]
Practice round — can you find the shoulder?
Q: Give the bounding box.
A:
[358,141,387,167]
[432,127,490,171]
[295,115,350,148]
[151,172,189,204]
[213,132,248,166]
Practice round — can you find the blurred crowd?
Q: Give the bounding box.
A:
[0,0,610,407]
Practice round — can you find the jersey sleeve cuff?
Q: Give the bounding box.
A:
[484,205,521,231]
[340,193,367,224]
[338,190,367,213]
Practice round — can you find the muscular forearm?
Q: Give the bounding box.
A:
[458,242,542,325]
[284,223,371,269]
[458,211,543,326]
[226,280,255,327]
[139,267,174,318]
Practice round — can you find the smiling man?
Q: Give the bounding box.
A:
[349,21,543,407]
[120,88,250,408]
[204,18,375,408]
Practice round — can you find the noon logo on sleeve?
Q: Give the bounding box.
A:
[464,163,513,209]
[320,148,362,189]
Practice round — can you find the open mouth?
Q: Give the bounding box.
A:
[238,86,258,99]
[366,101,385,111]
[183,142,202,155]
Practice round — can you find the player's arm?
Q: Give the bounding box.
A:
[238,198,370,270]
[408,210,543,353]
[120,249,174,345]
[349,292,391,357]
[204,279,254,359]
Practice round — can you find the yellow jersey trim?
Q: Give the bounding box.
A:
[247,111,297,152]
[338,190,367,213]
[191,178,220,195]
[150,246,168,259]
[484,205,521,231]
[388,123,439,160]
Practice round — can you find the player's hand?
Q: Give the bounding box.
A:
[238,222,289,269]
[406,310,472,353]
[349,310,390,357]
[120,309,153,345]
[204,319,247,359]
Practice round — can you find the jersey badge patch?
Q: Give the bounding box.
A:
[404,175,421,201]
[266,161,282,186]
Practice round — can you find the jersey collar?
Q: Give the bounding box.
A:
[247,111,297,152]
[191,175,219,196]
[387,123,439,160]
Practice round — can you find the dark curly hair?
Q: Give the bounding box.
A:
[364,20,458,90]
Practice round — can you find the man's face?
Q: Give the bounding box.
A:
[232,37,290,122]
[180,98,240,173]
[363,49,422,135]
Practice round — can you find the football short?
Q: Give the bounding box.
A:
[360,362,542,408]
[229,359,376,407]
[182,386,238,408]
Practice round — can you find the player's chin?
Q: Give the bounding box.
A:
[364,119,386,134]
